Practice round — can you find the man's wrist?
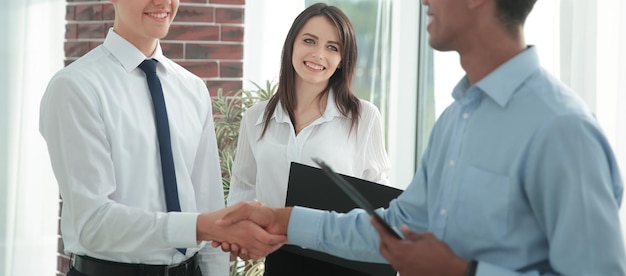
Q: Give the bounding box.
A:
[276,207,293,235]
[465,260,478,276]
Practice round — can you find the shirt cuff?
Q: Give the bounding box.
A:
[287,206,325,248]
[167,212,200,248]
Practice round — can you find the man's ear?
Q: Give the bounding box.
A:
[467,0,488,9]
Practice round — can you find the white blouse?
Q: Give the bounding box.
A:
[227,92,392,208]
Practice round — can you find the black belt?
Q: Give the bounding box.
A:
[71,253,198,276]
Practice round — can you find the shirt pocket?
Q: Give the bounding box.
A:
[453,165,511,239]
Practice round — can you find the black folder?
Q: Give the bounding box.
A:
[283,162,402,276]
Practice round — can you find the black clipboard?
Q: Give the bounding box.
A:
[312,157,404,239]
[284,161,402,276]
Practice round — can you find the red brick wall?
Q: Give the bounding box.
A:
[58,0,244,275]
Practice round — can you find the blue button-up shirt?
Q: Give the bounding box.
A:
[288,47,626,275]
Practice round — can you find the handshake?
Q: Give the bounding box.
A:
[198,201,465,276]
[197,201,291,260]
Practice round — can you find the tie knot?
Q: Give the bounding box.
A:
[138,59,158,74]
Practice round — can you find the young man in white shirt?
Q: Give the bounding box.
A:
[40,1,285,275]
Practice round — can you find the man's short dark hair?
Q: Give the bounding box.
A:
[495,0,538,30]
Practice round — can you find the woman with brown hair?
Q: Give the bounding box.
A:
[227,2,392,275]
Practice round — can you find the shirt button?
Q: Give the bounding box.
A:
[449,160,455,166]
[462,112,470,119]
[440,209,447,216]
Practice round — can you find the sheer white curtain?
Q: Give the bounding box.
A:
[592,0,626,237]
[1,0,64,275]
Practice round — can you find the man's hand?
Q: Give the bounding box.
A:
[217,201,292,235]
[196,202,288,260]
[370,217,469,276]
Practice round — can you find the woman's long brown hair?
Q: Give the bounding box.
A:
[260,2,360,137]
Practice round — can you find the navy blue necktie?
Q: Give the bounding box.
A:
[138,59,186,254]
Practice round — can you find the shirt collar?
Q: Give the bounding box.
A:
[452,46,541,107]
[255,90,344,125]
[102,28,166,73]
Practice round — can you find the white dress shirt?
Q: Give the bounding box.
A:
[39,29,228,274]
[227,93,392,208]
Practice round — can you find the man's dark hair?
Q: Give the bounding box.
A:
[495,0,537,30]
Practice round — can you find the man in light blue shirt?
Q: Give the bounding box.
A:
[217,0,626,274]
